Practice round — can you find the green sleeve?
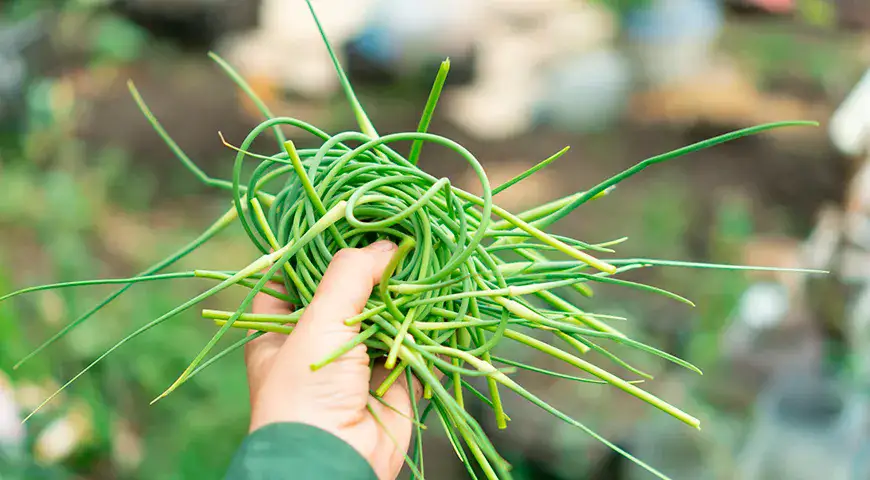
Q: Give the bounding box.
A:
[225,423,378,480]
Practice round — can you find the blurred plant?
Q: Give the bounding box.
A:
[593,0,655,16]
[796,0,837,28]
[0,3,250,478]
[90,13,148,65]
[686,195,754,372]
[0,154,255,478]
[721,22,865,96]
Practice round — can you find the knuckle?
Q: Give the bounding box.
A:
[349,343,368,358]
[331,248,367,266]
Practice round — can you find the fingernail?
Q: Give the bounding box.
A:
[369,240,397,252]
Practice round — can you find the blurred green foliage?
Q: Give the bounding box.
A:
[1,5,253,478]
[1,144,258,479]
[722,21,866,93]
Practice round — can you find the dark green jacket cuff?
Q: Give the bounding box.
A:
[225,423,377,480]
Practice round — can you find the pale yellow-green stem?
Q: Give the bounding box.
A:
[375,361,408,397]
[250,197,311,302]
[213,319,293,334]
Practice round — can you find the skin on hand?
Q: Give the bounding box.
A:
[244,240,419,480]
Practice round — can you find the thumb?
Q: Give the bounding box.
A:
[280,240,398,362]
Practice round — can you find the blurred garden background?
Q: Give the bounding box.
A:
[2,0,870,478]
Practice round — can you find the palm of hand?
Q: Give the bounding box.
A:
[244,243,419,480]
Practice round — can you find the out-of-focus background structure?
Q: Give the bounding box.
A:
[1,0,870,478]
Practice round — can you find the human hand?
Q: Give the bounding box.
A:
[244,240,418,480]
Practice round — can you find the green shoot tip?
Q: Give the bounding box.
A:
[150,387,176,405]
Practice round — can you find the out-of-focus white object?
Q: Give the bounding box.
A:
[34,402,93,464]
[218,0,374,97]
[445,81,539,141]
[720,278,824,375]
[734,281,791,330]
[485,0,617,55]
[829,68,870,157]
[538,48,631,132]
[849,285,870,380]
[834,69,870,249]
[353,0,478,72]
[625,0,724,86]
[833,68,870,253]
[444,22,542,140]
[802,206,842,271]
[484,0,571,18]
[844,160,870,248]
[444,0,617,140]
[0,371,24,450]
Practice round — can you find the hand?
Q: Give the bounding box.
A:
[244,240,417,480]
